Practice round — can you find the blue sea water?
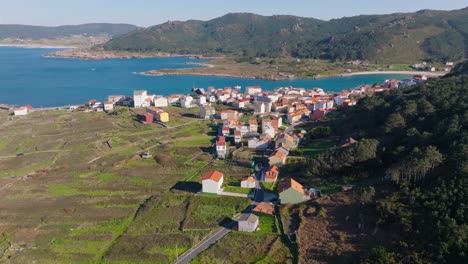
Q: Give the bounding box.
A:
[0,47,412,107]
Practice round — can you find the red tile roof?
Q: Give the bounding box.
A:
[278,178,304,194]
[202,170,224,182]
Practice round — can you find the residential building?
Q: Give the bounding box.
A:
[276,133,298,150]
[278,178,308,204]
[196,96,207,106]
[249,119,258,133]
[108,95,125,104]
[311,109,326,121]
[14,106,30,116]
[168,94,181,105]
[103,101,114,111]
[147,107,169,123]
[220,110,239,120]
[268,150,287,167]
[220,125,230,136]
[154,96,169,107]
[180,96,194,108]
[241,176,256,188]
[133,90,147,108]
[202,170,224,193]
[238,213,259,232]
[254,102,266,115]
[264,166,280,183]
[247,137,270,150]
[262,119,278,138]
[216,136,228,159]
[234,130,242,144]
[232,99,250,109]
[246,86,262,95]
[199,104,216,119]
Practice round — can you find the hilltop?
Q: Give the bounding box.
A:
[103,8,468,63]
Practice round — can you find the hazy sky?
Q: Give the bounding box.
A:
[0,0,467,27]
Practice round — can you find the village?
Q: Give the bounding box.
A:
[9,73,433,232]
[0,72,440,263]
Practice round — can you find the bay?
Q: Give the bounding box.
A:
[0,47,412,107]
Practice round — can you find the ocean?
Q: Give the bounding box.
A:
[0,47,413,107]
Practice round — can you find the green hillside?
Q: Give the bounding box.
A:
[299,60,468,262]
[104,8,468,63]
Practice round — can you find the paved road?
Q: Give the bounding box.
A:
[173,172,265,264]
[173,221,235,264]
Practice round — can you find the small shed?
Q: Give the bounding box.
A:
[238,213,259,232]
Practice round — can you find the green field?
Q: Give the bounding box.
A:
[0,107,296,263]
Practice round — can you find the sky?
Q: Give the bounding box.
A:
[0,0,467,27]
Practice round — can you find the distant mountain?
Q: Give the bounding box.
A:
[0,23,138,39]
[103,8,468,63]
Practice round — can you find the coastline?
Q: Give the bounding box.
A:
[142,69,445,81]
[0,43,77,49]
[340,71,445,77]
[44,48,215,60]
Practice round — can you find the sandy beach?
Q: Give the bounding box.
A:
[340,70,446,77]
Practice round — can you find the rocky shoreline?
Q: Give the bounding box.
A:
[44,48,209,60]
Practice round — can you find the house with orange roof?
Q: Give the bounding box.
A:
[268,150,287,167]
[278,178,309,204]
[216,136,228,159]
[202,170,224,193]
[264,166,280,183]
[14,106,31,116]
[241,176,256,188]
[249,119,258,133]
[220,110,239,120]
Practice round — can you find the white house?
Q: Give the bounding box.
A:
[199,104,216,119]
[133,90,147,108]
[238,214,259,232]
[180,96,194,108]
[216,136,228,159]
[154,96,169,107]
[234,130,242,144]
[249,119,258,133]
[196,96,207,106]
[246,86,262,95]
[103,101,114,111]
[248,137,270,149]
[241,176,256,188]
[14,106,29,116]
[202,170,224,193]
[254,102,267,115]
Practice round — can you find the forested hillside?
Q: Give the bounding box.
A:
[103,8,468,63]
[301,61,468,262]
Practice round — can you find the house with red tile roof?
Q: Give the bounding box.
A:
[278,178,309,204]
[268,150,287,167]
[202,170,224,193]
[264,166,280,183]
[216,136,228,159]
